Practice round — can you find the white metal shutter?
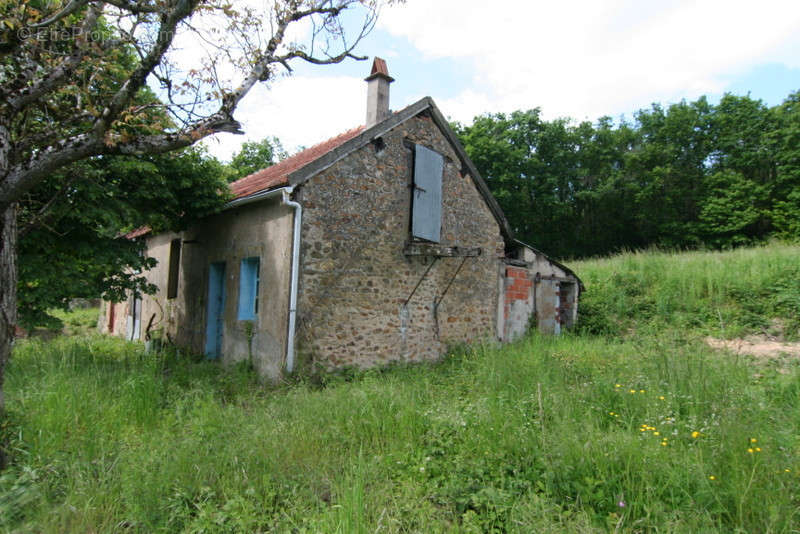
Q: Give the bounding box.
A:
[412,144,443,242]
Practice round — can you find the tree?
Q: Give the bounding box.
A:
[18,146,230,329]
[0,0,389,450]
[770,90,800,238]
[455,110,583,258]
[572,116,641,256]
[625,98,713,248]
[699,94,777,246]
[227,136,287,181]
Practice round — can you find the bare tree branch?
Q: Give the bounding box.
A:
[0,134,100,206]
[8,3,101,113]
[2,0,384,208]
[28,0,90,28]
[103,0,164,14]
[94,0,200,135]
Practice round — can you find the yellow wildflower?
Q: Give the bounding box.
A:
[750,438,757,443]
[755,447,761,452]
[639,389,646,393]
[709,475,716,480]
[691,431,700,438]
[615,384,621,388]
[785,469,791,473]
[653,431,660,436]
[658,396,665,400]
[747,448,754,454]
[630,389,636,394]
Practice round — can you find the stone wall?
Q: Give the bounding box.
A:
[295,112,505,369]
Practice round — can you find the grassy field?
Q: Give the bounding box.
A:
[1,243,799,532]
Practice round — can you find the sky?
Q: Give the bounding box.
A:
[200,0,800,161]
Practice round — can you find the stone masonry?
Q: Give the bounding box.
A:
[295,112,505,368]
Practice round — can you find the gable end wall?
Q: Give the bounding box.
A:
[295,114,505,368]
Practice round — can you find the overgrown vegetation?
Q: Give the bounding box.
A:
[2,244,799,532]
[576,242,800,340]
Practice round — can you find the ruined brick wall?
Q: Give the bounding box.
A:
[519,247,581,334]
[295,113,505,368]
[502,265,533,341]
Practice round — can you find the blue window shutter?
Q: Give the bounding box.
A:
[238,257,260,320]
[412,144,443,242]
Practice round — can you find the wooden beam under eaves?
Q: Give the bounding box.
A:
[403,243,482,257]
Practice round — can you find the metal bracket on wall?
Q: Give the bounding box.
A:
[403,256,439,306]
[432,256,471,340]
[434,256,469,310]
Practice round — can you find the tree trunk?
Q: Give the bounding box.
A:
[1,119,15,469]
[0,204,16,469]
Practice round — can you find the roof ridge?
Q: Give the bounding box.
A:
[229,124,365,189]
[228,124,365,199]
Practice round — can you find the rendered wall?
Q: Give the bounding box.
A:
[99,198,294,380]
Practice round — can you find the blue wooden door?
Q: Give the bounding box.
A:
[205,262,226,359]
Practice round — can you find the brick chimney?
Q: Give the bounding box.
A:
[365,57,394,127]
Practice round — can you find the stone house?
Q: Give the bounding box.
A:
[99,58,582,380]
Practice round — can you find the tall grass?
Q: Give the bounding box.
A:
[575,242,800,339]
[1,243,799,532]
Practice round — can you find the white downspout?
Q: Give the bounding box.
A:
[281,187,302,373]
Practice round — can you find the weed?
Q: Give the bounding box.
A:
[1,244,799,532]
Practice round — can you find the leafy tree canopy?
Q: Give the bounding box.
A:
[227,137,288,182]
[456,90,800,259]
[18,147,230,329]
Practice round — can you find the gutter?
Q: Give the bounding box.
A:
[281,188,302,374]
[223,186,290,210]
[224,186,302,374]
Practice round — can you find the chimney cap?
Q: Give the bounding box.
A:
[364,57,395,82]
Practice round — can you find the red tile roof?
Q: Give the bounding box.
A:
[124,125,365,240]
[230,125,365,199]
[125,226,152,239]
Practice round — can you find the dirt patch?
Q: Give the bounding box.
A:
[705,335,800,360]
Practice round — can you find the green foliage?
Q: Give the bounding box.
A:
[226,137,287,182]
[17,148,230,329]
[457,91,800,259]
[2,244,800,532]
[770,91,800,238]
[574,243,800,340]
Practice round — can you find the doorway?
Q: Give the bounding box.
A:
[126,295,141,341]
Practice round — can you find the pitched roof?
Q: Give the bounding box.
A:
[513,239,585,291]
[283,96,513,241]
[130,97,514,242]
[229,125,365,199]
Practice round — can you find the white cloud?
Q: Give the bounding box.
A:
[203,74,365,160]
[379,0,800,123]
